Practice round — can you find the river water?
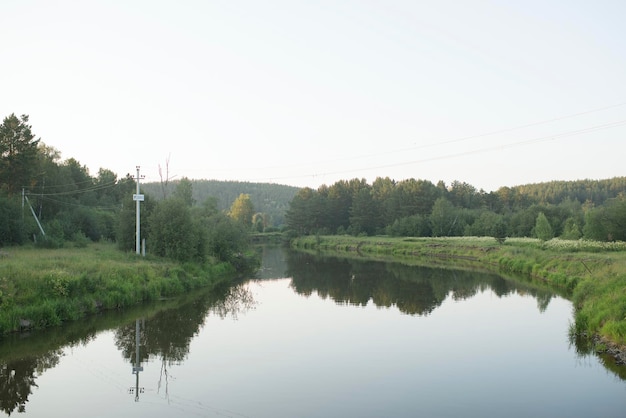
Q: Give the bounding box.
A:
[1,246,625,417]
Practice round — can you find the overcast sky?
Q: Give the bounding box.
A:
[3,0,625,191]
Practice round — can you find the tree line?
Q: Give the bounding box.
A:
[285,176,626,241]
[0,113,258,264]
[4,112,625,249]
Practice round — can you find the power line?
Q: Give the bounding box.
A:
[185,100,626,173]
[234,117,626,183]
[35,195,120,210]
[25,180,120,196]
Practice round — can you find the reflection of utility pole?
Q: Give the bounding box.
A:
[128,319,144,402]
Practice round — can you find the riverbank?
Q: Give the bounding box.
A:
[0,242,237,335]
[291,235,626,361]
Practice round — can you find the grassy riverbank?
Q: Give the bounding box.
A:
[0,242,236,335]
[291,235,626,350]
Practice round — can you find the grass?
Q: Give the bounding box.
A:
[291,235,626,348]
[0,242,235,335]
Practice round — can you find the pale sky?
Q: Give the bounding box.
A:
[3,0,625,191]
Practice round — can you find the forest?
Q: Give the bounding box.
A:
[141,179,299,228]
[285,176,626,241]
[0,114,293,264]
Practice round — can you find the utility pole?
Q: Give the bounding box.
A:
[133,166,145,255]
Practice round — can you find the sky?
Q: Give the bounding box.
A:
[3,0,626,192]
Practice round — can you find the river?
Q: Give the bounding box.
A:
[1,246,625,417]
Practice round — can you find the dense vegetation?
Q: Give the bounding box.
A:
[0,113,265,334]
[0,113,286,265]
[0,243,236,334]
[141,179,299,228]
[285,177,626,242]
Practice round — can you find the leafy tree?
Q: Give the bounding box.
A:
[582,196,626,241]
[386,214,431,237]
[174,177,194,207]
[0,194,26,245]
[561,217,582,240]
[601,196,626,241]
[0,114,40,195]
[94,168,119,207]
[583,207,607,241]
[349,186,381,235]
[285,187,319,235]
[202,212,249,263]
[430,197,460,237]
[464,210,507,239]
[448,180,481,209]
[229,193,254,227]
[252,212,270,232]
[148,198,200,262]
[534,212,553,241]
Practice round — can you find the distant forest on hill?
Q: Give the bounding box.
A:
[141,179,300,227]
[285,176,626,241]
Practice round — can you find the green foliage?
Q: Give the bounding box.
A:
[464,210,506,239]
[430,197,464,237]
[349,186,382,236]
[583,196,626,241]
[0,194,26,245]
[202,212,250,263]
[0,243,234,334]
[386,214,431,237]
[148,198,200,262]
[534,212,554,241]
[229,193,255,227]
[285,175,626,242]
[561,217,582,240]
[174,177,195,207]
[0,114,40,196]
[141,179,299,228]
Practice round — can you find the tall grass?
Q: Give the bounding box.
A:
[0,242,234,334]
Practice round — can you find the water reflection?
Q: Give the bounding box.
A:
[0,351,61,414]
[113,283,255,402]
[286,251,555,316]
[1,247,624,417]
[0,283,254,414]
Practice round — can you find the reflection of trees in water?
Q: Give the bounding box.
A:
[114,284,255,365]
[210,284,255,320]
[112,283,254,401]
[0,350,61,415]
[113,282,255,399]
[255,246,289,279]
[0,282,256,413]
[286,251,554,316]
[0,319,103,416]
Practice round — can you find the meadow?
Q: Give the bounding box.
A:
[0,243,234,334]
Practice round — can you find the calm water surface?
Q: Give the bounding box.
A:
[1,247,625,417]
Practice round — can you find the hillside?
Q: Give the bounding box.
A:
[141,179,300,227]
